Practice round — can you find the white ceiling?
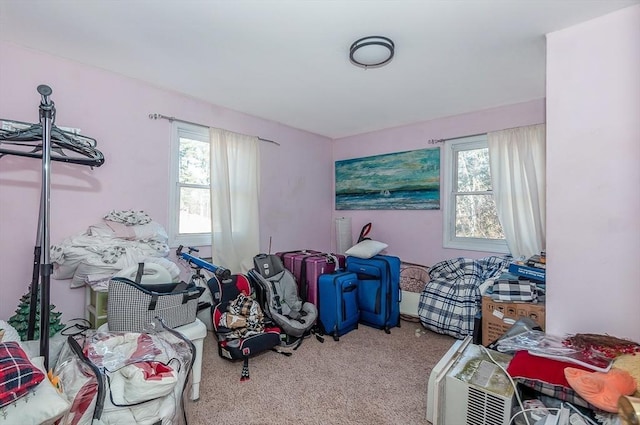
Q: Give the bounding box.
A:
[1,0,638,139]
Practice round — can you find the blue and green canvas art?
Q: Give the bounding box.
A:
[335,148,440,210]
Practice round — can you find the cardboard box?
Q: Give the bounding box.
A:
[481,296,545,346]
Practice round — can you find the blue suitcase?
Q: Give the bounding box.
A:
[346,255,401,333]
[317,271,359,341]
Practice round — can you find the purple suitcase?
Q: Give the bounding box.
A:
[275,250,346,305]
[294,253,346,305]
[276,250,321,277]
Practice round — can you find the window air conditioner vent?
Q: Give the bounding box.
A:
[466,386,507,425]
[429,340,514,425]
[486,393,507,422]
[467,410,484,425]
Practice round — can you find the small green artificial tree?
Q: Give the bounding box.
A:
[8,291,65,341]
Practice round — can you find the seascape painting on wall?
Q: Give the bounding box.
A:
[335,148,440,210]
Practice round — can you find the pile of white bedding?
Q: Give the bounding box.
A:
[51,210,180,288]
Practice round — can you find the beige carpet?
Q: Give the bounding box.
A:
[186,320,455,425]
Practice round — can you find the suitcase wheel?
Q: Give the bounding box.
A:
[384,326,391,335]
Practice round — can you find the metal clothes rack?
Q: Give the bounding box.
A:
[0,85,104,368]
[148,113,281,146]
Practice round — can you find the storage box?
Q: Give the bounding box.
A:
[508,262,546,282]
[89,287,108,316]
[481,296,545,346]
[85,286,108,329]
[87,308,108,328]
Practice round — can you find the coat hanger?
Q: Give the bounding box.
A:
[0,118,105,167]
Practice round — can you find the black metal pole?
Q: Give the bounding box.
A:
[37,84,54,369]
[26,195,43,341]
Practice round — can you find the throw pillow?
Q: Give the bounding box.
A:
[0,321,20,343]
[0,356,71,425]
[507,350,593,408]
[565,367,637,413]
[614,354,640,397]
[345,240,388,259]
[0,342,45,408]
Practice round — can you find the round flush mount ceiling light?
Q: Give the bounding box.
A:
[349,36,395,69]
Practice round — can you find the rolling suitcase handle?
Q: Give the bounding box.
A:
[341,284,357,322]
[357,222,372,243]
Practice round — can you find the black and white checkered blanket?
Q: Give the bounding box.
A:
[418,256,510,339]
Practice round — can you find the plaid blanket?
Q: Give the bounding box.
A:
[218,293,266,339]
[418,256,510,339]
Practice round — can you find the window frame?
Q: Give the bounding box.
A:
[168,122,212,248]
[442,134,509,254]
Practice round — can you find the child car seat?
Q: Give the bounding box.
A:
[249,254,319,341]
[207,273,281,381]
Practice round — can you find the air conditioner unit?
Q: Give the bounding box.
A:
[427,336,515,425]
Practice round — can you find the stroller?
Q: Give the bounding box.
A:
[248,254,321,348]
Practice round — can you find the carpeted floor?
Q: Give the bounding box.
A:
[185,320,455,425]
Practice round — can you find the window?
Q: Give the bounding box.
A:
[443,134,508,253]
[168,123,211,247]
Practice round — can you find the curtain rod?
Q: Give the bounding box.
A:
[148,113,280,146]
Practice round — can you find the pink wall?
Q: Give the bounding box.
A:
[9,7,636,343]
[0,41,545,327]
[546,5,640,341]
[0,42,333,321]
[332,100,545,266]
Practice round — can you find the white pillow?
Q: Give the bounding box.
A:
[345,240,388,259]
[0,356,71,425]
[0,320,20,343]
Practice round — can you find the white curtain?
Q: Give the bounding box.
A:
[209,128,260,273]
[488,124,546,258]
